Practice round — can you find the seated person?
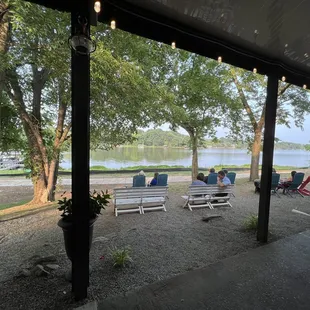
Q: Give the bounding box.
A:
[286,170,296,183]
[138,170,145,176]
[254,167,277,193]
[192,172,207,186]
[223,169,228,175]
[217,170,231,187]
[203,168,216,184]
[148,172,159,186]
[214,170,231,201]
[280,170,296,192]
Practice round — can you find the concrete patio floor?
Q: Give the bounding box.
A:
[82,230,310,310]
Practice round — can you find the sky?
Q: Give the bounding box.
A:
[157,114,310,144]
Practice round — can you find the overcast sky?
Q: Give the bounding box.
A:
[275,115,310,143]
[158,115,310,144]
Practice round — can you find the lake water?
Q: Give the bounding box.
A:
[61,147,310,169]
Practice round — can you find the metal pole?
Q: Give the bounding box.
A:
[257,75,279,243]
[71,3,90,300]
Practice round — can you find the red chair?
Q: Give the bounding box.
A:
[298,176,310,196]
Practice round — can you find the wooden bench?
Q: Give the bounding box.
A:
[113,186,169,216]
[181,185,234,211]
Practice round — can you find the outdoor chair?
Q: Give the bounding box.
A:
[207,173,218,185]
[271,173,280,197]
[133,175,146,187]
[285,172,305,197]
[298,176,310,196]
[226,172,236,197]
[157,174,168,186]
[226,172,236,184]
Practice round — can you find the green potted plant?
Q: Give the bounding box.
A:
[57,190,110,261]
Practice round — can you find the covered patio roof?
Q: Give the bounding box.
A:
[19,0,310,301]
[27,0,310,88]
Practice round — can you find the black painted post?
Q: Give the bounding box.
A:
[71,2,90,300]
[257,75,279,243]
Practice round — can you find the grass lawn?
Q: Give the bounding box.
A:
[0,199,31,211]
[1,164,304,176]
[0,169,29,175]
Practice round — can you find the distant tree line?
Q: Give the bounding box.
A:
[126,129,307,150]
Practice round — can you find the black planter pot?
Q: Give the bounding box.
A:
[58,217,97,261]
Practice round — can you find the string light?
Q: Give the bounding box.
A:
[303,84,307,89]
[94,1,101,13]
[281,76,286,82]
[111,20,116,30]
[171,42,176,49]
[218,56,222,63]
[253,68,257,74]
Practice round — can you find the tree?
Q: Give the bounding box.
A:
[1,1,22,151]
[2,1,170,204]
[3,1,72,203]
[164,51,231,180]
[228,67,310,180]
[90,29,170,149]
[0,0,9,80]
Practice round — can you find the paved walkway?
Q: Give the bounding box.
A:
[0,174,250,187]
[81,230,310,310]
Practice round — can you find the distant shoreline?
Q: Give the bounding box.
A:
[118,145,307,151]
[0,164,308,177]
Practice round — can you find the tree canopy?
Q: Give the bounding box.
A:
[0,1,171,203]
[226,67,310,180]
[161,50,232,179]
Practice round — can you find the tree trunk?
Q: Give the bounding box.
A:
[0,1,9,89]
[191,134,199,181]
[0,2,9,53]
[32,174,48,204]
[46,156,59,201]
[29,155,60,204]
[250,130,262,181]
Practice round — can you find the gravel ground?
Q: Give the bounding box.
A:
[0,186,34,205]
[1,181,310,310]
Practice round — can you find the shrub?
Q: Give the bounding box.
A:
[58,190,110,221]
[110,246,133,268]
[243,215,258,232]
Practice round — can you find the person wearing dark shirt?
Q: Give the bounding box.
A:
[203,167,216,184]
[149,172,159,186]
[280,170,296,193]
[254,167,277,193]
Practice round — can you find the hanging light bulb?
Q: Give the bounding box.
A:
[218,56,222,63]
[281,76,286,82]
[111,20,116,29]
[303,84,307,89]
[94,1,101,13]
[171,42,176,49]
[253,68,257,74]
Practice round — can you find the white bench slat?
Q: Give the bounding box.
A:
[142,197,165,204]
[113,198,141,205]
[182,185,234,211]
[114,186,168,216]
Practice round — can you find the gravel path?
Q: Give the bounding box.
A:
[1,181,310,309]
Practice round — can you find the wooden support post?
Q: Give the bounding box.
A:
[257,75,279,243]
[71,2,91,300]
